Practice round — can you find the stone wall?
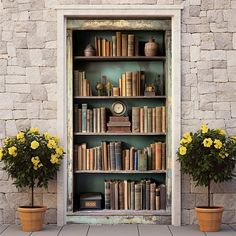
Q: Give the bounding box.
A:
[0,0,236,225]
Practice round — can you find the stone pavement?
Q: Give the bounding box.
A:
[0,224,235,236]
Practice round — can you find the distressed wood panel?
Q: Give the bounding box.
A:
[67,19,171,31]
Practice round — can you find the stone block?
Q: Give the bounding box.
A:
[45,0,59,8]
[5,193,30,209]
[222,211,236,224]
[213,69,228,82]
[212,61,227,69]
[13,102,27,110]
[0,180,18,193]
[214,0,230,9]
[40,67,56,83]
[6,120,17,136]
[6,42,16,57]
[216,110,230,119]
[211,50,227,60]
[43,9,57,22]
[15,119,31,131]
[3,207,15,224]
[29,49,43,66]
[29,10,43,21]
[216,82,236,101]
[181,209,190,225]
[213,102,230,111]
[189,6,200,17]
[190,46,200,62]
[182,47,190,61]
[26,67,41,84]
[0,42,7,54]
[0,94,13,109]
[182,61,191,75]
[43,180,57,193]
[207,10,223,23]
[34,193,43,206]
[27,35,45,49]
[228,67,236,81]
[30,85,47,101]
[42,101,57,110]
[184,73,197,86]
[44,208,57,224]
[0,110,12,120]
[13,36,27,49]
[200,33,215,49]
[13,93,31,103]
[0,76,4,92]
[187,24,210,33]
[0,59,7,75]
[45,41,56,49]
[201,0,214,10]
[194,110,216,119]
[0,193,8,209]
[231,102,236,117]
[182,193,196,209]
[182,101,194,119]
[45,84,57,101]
[19,11,29,21]
[30,119,56,133]
[15,21,36,33]
[43,193,57,208]
[26,102,41,118]
[0,170,8,181]
[13,110,27,119]
[196,193,211,206]
[210,22,228,32]
[199,93,216,110]
[213,194,236,210]
[227,51,236,67]
[0,121,5,139]
[214,33,232,50]
[189,0,201,5]
[198,82,216,94]
[37,22,47,37]
[40,109,57,119]
[204,119,225,129]
[200,50,211,61]
[2,31,13,42]
[192,33,201,46]
[7,66,25,75]
[6,84,30,93]
[42,49,56,66]
[182,33,192,46]
[189,209,198,224]
[5,75,26,84]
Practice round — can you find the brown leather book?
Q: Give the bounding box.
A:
[128,34,134,56]
[155,142,162,170]
[116,32,122,56]
[125,72,132,96]
[162,106,166,133]
[155,107,162,133]
[121,34,128,56]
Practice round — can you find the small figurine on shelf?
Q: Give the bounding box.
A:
[105,81,113,96]
[144,83,156,96]
[95,82,103,96]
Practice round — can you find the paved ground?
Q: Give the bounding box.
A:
[0,224,235,236]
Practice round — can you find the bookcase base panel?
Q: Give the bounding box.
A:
[66,214,171,225]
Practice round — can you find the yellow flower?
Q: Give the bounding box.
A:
[33,166,38,170]
[182,133,192,144]
[203,138,213,148]
[225,152,229,157]
[214,139,222,149]
[219,129,225,135]
[47,139,57,149]
[219,153,225,159]
[201,123,208,134]
[31,156,40,165]
[29,127,39,134]
[8,146,17,157]
[53,135,60,143]
[44,132,51,141]
[0,149,3,161]
[16,132,24,140]
[56,146,64,156]
[179,146,187,155]
[4,137,12,145]
[31,140,39,149]
[50,154,59,164]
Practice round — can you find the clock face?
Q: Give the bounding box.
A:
[111,101,126,116]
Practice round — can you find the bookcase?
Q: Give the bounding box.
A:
[66,18,172,224]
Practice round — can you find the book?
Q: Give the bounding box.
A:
[160,184,166,210]
[81,104,87,133]
[155,142,162,170]
[137,149,147,171]
[145,180,151,210]
[102,141,108,171]
[131,71,137,96]
[74,70,80,96]
[125,72,132,96]
[132,107,140,133]
[156,187,160,210]
[155,107,162,133]
[150,182,156,210]
[81,143,87,170]
[119,181,124,209]
[116,32,122,56]
[115,141,122,170]
[130,181,135,210]
[128,34,134,56]
[121,34,128,56]
[110,142,116,171]
[161,142,166,170]
[112,35,116,56]
[105,180,111,209]
[162,106,166,133]
[100,107,106,133]
[135,183,141,210]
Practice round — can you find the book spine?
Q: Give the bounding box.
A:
[81,143,87,170]
[74,70,79,96]
[119,181,124,210]
[116,32,122,57]
[74,145,78,171]
[134,150,138,170]
[97,108,101,133]
[128,34,134,57]
[162,106,166,133]
[102,38,106,57]
[112,36,116,56]
[130,181,135,210]
[152,108,156,133]
[102,141,108,171]
[86,109,90,133]
[81,104,87,133]
[105,180,111,209]
[155,107,162,133]
[140,107,144,133]
[125,71,132,96]
[146,146,152,170]
[161,142,166,170]
[134,36,139,56]
[137,149,147,171]
[146,180,151,210]
[124,180,128,210]
[132,107,140,133]
[160,184,166,210]
[93,108,97,133]
[140,71,145,96]
[115,141,122,170]
[155,142,162,170]
[135,183,141,210]
[147,107,152,133]
[150,182,156,210]
[100,107,106,133]
[95,36,98,56]
[89,148,94,170]
[74,104,79,132]
[121,33,128,56]
[110,142,116,171]
[97,37,101,56]
[131,71,137,96]
[121,73,126,96]
[78,145,82,170]
[129,146,134,171]
[156,187,160,210]
[124,149,130,171]
[86,148,90,171]
[114,181,119,210]
[143,106,148,133]
[89,109,93,132]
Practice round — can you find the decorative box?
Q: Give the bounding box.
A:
[79,193,102,210]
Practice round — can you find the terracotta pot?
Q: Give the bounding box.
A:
[144,38,159,56]
[195,206,224,232]
[18,206,47,232]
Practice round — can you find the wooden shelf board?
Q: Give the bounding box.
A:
[74,96,166,99]
[73,132,166,136]
[74,170,166,174]
[68,209,170,216]
[74,56,166,61]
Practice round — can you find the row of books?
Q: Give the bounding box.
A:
[132,106,166,133]
[74,141,166,171]
[74,104,106,133]
[74,71,92,96]
[118,71,146,96]
[104,180,166,210]
[95,33,139,57]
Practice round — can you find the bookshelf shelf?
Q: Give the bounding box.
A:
[74,132,166,136]
[74,96,167,100]
[74,56,166,62]
[69,209,170,216]
[75,170,167,174]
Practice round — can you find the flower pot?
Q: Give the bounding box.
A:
[195,206,224,232]
[18,206,47,232]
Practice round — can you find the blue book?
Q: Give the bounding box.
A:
[81,104,87,133]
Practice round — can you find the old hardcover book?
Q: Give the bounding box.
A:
[114,181,119,210]
[105,180,111,209]
[141,180,146,210]
[125,72,132,96]
[119,181,124,209]
[78,109,82,133]
[143,106,148,133]
[132,107,140,133]
[110,181,115,210]
[138,149,147,171]
[147,107,152,133]
[134,150,138,170]
[150,182,156,210]
[155,142,162,170]
[107,122,131,127]
[97,146,102,170]
[86,109,90,133]
[81,143,87,170]
[121,34,128,56]
[100,107,106,133]
[107,143,111,171]
[116,32,122,56]
[162,106,166,133]
[130,181,135,210]
[145,180,151,210]
[102,38,106,57]
[89,109,93,132]
[107,127,131,133]
[152,108,156,133]
[139,107,144,133]
[155,107,162,133]
[86,148,90,171]
[146,146,152,170]
[74,70,79,96]
[129,146,134,171]
[89,148,94,170]
[95,36,98,56]
[74,104,79,132]
[135,183,141,210]
[97,37,101,56]
[124,149,130,170]
[97,108,101,133]
[112,35,116,56]
[110,142,116,171]
[121,73,126,96]
[156,187,160,210]
[74,145,78,171]
[102,141,108,171]
[128,34,134,56]
[160,184,166,210]
[124,180,128,210]
[78,145,82,170]
[109,116,129,122]
[161,142,166,170]
[134,36,139,56]
[140,71,145,95]
[81,104,87,133]
[131,71,137,96]
[115,141,122,170]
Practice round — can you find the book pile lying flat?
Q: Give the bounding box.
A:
[107,116,131,133]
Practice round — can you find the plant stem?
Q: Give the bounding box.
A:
[208,177,211,207]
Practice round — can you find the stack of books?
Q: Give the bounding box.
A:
[107,116,131,133]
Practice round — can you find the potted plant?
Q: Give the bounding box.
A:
[177,123,236,232]
[0,127,64,232]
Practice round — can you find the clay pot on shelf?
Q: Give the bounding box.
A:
[144,38,159,56]
[84,44,96,56]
